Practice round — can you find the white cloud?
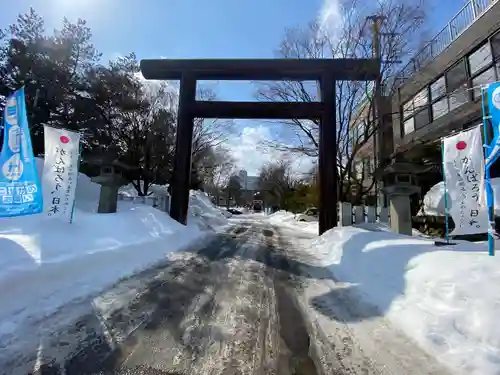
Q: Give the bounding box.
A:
[226,124,315,178]
[319,0,343,40]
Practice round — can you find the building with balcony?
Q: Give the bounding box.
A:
[388,0,500,198]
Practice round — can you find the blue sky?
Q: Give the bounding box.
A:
[0,0,468,175]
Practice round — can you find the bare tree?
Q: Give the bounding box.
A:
[190,87,235,165]
[257,160,296,208]
[256,0,428,201]
[199,146,237,203]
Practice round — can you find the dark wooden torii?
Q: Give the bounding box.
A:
[140,58,380,235]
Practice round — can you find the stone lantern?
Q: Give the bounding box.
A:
[379,160,424,235]
[86,153,137,213]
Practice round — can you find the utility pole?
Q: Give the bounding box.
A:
[367,15,385,209]
[365,15,400,209]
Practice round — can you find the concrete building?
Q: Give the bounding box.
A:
[235,170,260,205]
[359,0,500,234]
[391,0,500,178]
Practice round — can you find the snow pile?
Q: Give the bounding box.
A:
[0,158,228,347]
[422,178,500,216]
[309,226,500,375]
[119,182,232,229]
[189,190,232,230]
[268,210,295,221]
[268,210,318,234]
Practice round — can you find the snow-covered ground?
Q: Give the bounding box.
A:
[268,210,318,234]
[0,159,230,354]
[268,213,500,375]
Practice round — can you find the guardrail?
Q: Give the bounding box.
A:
[395,0,497,87]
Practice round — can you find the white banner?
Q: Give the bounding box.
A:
[443,126,488,235]
[42,126,80,222]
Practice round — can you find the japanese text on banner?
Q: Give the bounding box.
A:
[42,126,80,222]
[442,126,489,235]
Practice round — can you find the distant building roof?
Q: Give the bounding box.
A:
[246,176,259,191]
[232,173,259,191]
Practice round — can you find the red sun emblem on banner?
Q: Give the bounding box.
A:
[456,141,467,150]
[60,136,70,144]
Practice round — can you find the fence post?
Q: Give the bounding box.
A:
[166,194,171,213]
[339,202,353,226]
[354,205,364,224]
[366,206,376,223]
[379,207,389,223]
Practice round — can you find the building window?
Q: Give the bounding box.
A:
[446,60,467,92]
[472,67,496,100]
[468,43,493,75]
[414,108,430,129]
[413,88,428,112]
[449,89,468,111]
[491,31,500,60]
[430,76,446,101]
[401,87,430,136]
[432,97,449,120]
[403,117,415,135]
[401,33,500,132]
[403,99,414,119]
[430,75,449,122]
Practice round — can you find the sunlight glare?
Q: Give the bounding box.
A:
[49,0,112,19]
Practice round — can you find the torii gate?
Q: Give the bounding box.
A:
[140,58,380,235]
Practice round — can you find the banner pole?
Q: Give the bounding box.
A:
[441,138,450,244]
[481,86,495,256]
[69,136,82,224]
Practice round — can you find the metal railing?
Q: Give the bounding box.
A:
[395,0,498,87]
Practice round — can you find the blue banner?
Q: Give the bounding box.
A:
[0,88,43,217]
[482,85,497,256]
[485,83,500,169]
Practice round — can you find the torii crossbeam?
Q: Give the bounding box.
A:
[140,58,380,235]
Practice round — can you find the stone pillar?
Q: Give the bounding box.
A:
[354,205,364,224]
[382,183,420,236]
[339,202,353,226]
[387,193,413,235]
[98,185,119,213]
